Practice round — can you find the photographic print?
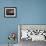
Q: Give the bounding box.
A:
[18,24,46,46]
[4,7,17,18]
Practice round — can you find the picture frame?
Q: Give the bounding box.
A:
[18,24,46,42]
[4,7,17,18]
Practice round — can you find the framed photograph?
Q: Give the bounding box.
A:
[18,24,46,42]
[4,7,17,18]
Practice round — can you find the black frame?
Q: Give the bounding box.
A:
[4,7,17,18]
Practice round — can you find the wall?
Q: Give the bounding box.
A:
[0,0,46,44]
